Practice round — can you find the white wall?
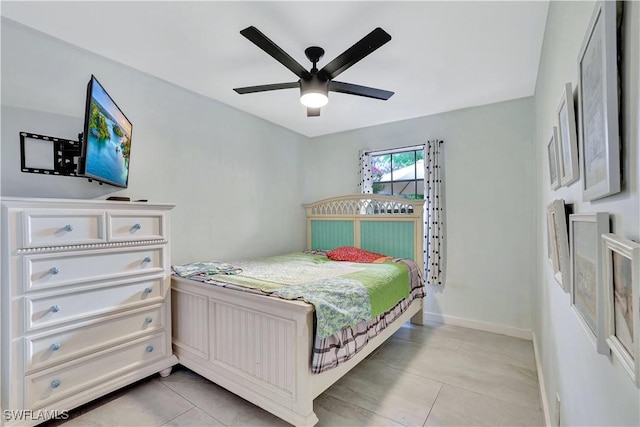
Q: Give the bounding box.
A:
[1,18,309,264]
[303,97,536,333]
[533,1,640,425]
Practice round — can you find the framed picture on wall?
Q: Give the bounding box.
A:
[569,213,609,354]
[547,208,560,274]
[547,128,561,190]
[577,0,620,201]
[547,199,570,292]
[602,234,640,387]
[557,83,579,186]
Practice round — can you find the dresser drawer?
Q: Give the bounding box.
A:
[26,277,165,332]
[21,209,106,248]
[108,211,165,241]
[25,333,167,409]
[25,247,165,291]
[26,304,166,372]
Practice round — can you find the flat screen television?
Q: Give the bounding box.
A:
[79,75,132,188]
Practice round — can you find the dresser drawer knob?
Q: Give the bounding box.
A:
[143,256,152,263]
[50,305,61,313]
[50,343,61,351]
[146,345,154,353]
[143,287,153,294]
[49,267,60,275]
[64,224,74,232]
[144,317,153,324]
[51,379,61,389]
[132,223,141,231]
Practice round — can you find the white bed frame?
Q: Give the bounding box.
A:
[171,195,425,426]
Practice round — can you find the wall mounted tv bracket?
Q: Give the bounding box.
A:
[20,132,82,177]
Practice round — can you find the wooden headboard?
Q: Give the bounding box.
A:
[304,195,425,273]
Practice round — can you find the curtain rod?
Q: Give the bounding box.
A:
[364,140,442,156]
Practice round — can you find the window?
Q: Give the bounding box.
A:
[370,146,424,200]
[359,141,446,286]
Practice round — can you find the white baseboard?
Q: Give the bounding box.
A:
[532,332,551,427]
[423,311,533,340]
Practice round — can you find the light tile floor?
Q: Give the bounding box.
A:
[44,321,544,426]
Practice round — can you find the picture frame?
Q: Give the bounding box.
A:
[577,0,620,201]
[547,200,570,292]
[556,83,579,186]
[547,209,560,273]
[569,213,609,354]
[602,233,640,387]
[547,127,561,190]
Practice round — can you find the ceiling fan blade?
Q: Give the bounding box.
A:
[240,26,311,80]
[234,82,299,94]
[307,108,321,117]
[317,28,391,80]
[329,81,394,100]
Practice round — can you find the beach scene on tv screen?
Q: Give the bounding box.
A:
[85,81,132,187]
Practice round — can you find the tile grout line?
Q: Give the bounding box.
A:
[156,378,228,426]
[421,382,445,427]
[328,355,443,427]
[159,407,195,427]
[430,381,544,414]
[319,391,412,427]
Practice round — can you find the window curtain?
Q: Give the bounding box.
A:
[358,149,373,194]
[423,140,446,286]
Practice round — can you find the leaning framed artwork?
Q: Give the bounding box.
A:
[547,200,570,292]
[601,234,640,387]
[547,128,561,190]
[577,0,620,201]
[556,83,579,186]
[569,213,609,354]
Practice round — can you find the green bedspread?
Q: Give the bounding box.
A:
[174,252,410,339]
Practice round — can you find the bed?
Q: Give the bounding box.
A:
[170,194,425,426]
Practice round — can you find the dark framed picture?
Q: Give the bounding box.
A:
[547,199,570,292]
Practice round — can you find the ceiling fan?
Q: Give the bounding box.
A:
[233,26,394,117]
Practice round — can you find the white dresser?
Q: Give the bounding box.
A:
[0,197,178,426]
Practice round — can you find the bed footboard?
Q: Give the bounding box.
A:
[171,275,423,426]
[171,277,319,426]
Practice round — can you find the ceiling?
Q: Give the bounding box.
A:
[1,1,549,138]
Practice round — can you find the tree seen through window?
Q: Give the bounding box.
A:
[371,149,424,199]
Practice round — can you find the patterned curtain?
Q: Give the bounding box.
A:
[424,140,446,285]
[358,149,373,194]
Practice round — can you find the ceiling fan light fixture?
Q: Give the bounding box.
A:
[300,92,328,108]
[300,76,329,108]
